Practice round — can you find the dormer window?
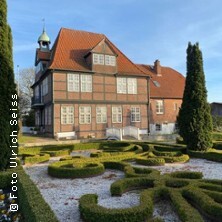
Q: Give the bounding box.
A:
[105,55,116,66]
[93,54,104,65]
[93,53,116,66]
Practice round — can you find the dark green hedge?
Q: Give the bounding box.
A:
[24,153,50,164]
[212,132,222,141]
[48,161,105,178]
[135,157,165,166]
[182,188,222,221]
[79,190,153,222]
[170,171,203,179]
[188,150,222,162]
[17,168,59,222]
[213,142,222,150]
[110,177,154,196]
[165,179,190,188]
[42,149,71,157]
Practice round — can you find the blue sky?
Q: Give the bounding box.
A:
[7,0,222,102]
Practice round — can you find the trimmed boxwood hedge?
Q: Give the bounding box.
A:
[79,190,153,222]
[135,157,165,166]
[23,153,50,164]
[188,150,222,162]
[48,162,105,178]
[0,167,58,222]
[170,171,203,179]
[213,142,222,150]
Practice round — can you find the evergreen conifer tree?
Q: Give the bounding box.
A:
[0,0,18,170]
[177,42,212,151]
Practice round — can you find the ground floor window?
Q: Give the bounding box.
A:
[155,123,162,131]
[45,106,52,125]
[131,107,140,122]
[61,106,74,124]
[112,106,122,123]
[79,106,91,124]
[96,106,107,123]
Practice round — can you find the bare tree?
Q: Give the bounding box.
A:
[17,67,35,114]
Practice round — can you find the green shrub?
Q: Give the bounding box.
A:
[73,143,101,150]
[182,188,222,221]
[188,150,222,162]
[111,177,154,196]
[17,168,59,222]
[213,142,222,150]
[153,150,182,157]
[48,161,105,178]
[153,145,186,153]
[41,149,71,157]
[165,179,190,188]
[163,154,189,163]
[170,171,203,179]
[135,157,165,166]
[24,153,50,164]
[79,190,153,222]
[0,171,11,188]
[203,190,222,204]
[212,132,222,141]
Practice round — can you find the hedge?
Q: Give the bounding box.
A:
[79,190,153,222]
[48,162,105,178]
[41,149,71,157]
[153,150,182,157]
[17,168,59,222]
[213,142,222,150]
[188,150,222,162]
[23,153,50,164]
[0,167,58,222]
[153,145,186,153]
[170,171,203,179]
[182,188,222,221]
[73,143,101,150]
[135,157,165,166]
[212,132,222,141]
[110,177,154,196]
[163,154,189,163]
[165,179,190,188]
[101,142,135,152]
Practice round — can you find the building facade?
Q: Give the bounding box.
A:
[31,28,185,139]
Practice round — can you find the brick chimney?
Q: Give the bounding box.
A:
[154,59,161,76]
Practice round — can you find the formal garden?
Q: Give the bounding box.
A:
[1,134,221,222]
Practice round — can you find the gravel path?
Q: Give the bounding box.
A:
[23,156,222,222]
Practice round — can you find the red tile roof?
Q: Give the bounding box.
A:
[49,28,146,76]
[137,64,185,99]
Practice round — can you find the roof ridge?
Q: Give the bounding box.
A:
[60,27,105,37]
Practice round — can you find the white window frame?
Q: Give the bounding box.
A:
[81,75,92,92]
[61,106,74,125]
[79,106,91,124]
[117,77,127,94]
[127,78,137,94]
[131,107,141,122]
[96,106,107,123]
[105,55,116,66]
[156,100,164,114]
[42,77,48,96]
[112,106,122,123]
[155,124,162,131]
[68,73,79,92]
[93,54,104,65]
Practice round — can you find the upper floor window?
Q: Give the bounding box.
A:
[79,106,91,124]
[34,86,39,99]
[61,106,74,124]
[96,106,107,123]
[117,77,137,94]
[35,62,42,74]
[105,55,116,66]
[112,106,122,123]
[93,54,104,65]
[68,74,92,92]
[131,107,141,122]
[156,100,164,114]
[42,77,48,96]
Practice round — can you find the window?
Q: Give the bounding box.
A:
[79,106,91,124]
[68,74,92,92]
[34,86,39,99]
[45,106,52,125]
[174,103,178,111]
[42,77,48,96]
[105,55,116,66]
[127,78,137,94]
[68,74,79,92]
[156,100,164,114]
[35,111,40,126]
[112,106,122,123]
[117,78,127,93]
[131,107,141,122]
[96,107,107,123]
[117,77,137,94]
[93,54,104,65]
[81,75,92,92]
[61,106,74,124]
[45,107,48,125]
[155,124,162,131]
